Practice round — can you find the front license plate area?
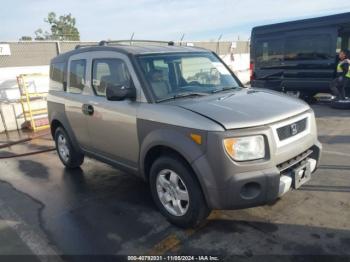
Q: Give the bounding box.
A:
[292,161,311,189]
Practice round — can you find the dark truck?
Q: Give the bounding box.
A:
[250,12,350,101]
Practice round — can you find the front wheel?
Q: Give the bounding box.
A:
[331,99,350,109]
[284,91,317,104]
[54,127,84,169]
[149,155,210,228]
[300,93,317,104]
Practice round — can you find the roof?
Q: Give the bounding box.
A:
[252,12,350,36]
[51,44,208,63]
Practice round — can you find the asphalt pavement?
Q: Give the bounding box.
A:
[0,104,349,262]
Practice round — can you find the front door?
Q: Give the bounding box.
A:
[85,52,140,170]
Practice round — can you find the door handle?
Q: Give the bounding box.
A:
[82,104,94,116]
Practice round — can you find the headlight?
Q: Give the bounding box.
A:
[223,135,265,161]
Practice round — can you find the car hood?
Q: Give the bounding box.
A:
[173,88,310,130]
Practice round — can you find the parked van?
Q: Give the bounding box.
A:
[250,12,350,100]
[48,40,321,228]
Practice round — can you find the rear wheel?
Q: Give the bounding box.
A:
[149,155,210,228]
[54,127,84,168]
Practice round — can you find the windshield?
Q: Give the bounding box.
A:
[137,52,241,102]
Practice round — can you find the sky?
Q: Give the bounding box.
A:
[2,0,350,41]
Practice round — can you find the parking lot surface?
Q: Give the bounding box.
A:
[0,104,349,261]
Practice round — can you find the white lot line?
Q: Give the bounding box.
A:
[0,199,62,262]
[323,150,350,158]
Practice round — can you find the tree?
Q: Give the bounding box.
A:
[35,12,80,41]
[34,29,50,40]
[19,36,32,41]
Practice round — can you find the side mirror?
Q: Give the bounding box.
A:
[106,82,136,101]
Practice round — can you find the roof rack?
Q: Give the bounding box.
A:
[74,44,99,49]
[99,40,175,46]
[75,40,175,49]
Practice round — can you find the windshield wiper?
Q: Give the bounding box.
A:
[157,92,208,103]
[174,92,209,98]
[211,86,237,93]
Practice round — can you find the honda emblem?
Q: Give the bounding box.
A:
[291,123,298,135]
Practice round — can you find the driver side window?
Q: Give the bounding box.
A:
[92,58,131,96]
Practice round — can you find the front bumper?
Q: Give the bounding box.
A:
[192,143,321,210]
[191,112,322,210]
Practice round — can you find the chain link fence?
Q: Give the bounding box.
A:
[58,41,97,53]
[0,40,249,68]
[185,41,250,55]
[0,42,57,67]
[0,41,98,68]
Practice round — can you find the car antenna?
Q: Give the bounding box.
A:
[130,32,135,45]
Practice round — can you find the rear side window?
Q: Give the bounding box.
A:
[255,39,283,65]
[68,59,86,94]
[50,62,65,83]
[285,34,332,60]
[49,62,65,91]
[92,58,131,96]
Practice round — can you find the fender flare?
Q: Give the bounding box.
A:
[49,110,82,153]
[139,129,205,178]
[139,129,214,206]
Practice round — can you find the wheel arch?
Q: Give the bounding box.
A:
[143,145,189,181]
[50,119,62,137]
[140,130,205,178]
[49,110,82,153]
[139,129,210,205]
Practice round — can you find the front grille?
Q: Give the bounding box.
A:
[277,118,307,141]
[277,149,313,173]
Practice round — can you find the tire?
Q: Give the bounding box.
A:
[54,127,84,168]
[149,155,210,228]
[300,92,317,104]
[331,99,350,109]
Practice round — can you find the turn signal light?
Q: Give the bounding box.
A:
[190,133,202,145]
